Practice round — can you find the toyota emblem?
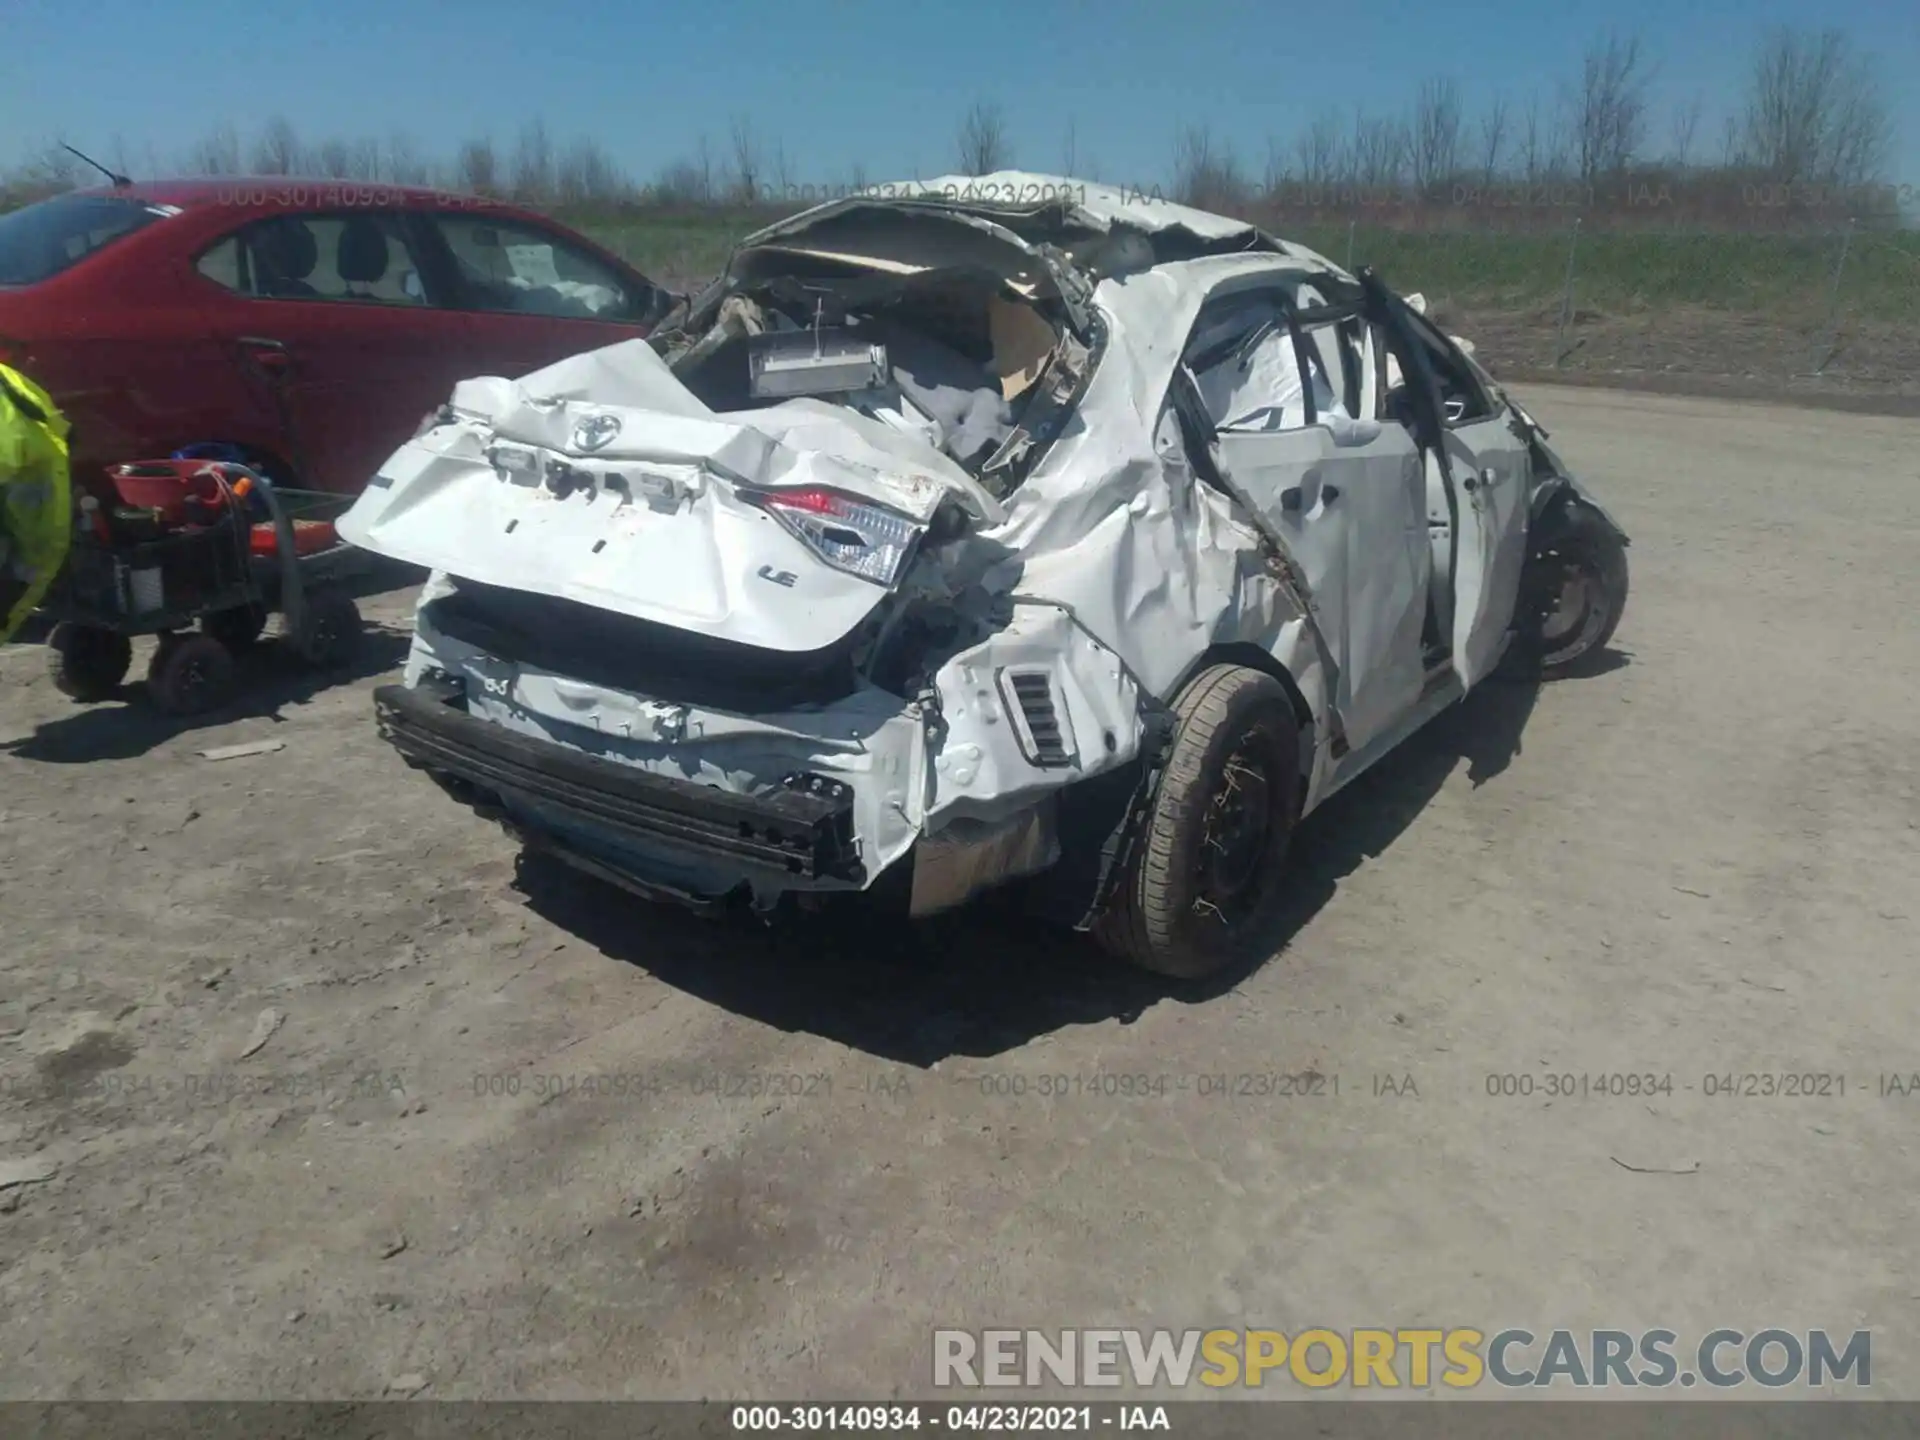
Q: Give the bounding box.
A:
[573,413,623,452]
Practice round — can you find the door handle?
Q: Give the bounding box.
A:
[237,336,292,382]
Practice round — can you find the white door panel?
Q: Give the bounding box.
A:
[1213,419,1429,755]
[1444,411,1530,687]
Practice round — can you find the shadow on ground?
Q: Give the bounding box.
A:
[5,626,411,764]
[6,561,421,763]
[516,654,1626,1065]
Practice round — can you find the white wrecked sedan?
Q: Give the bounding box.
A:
[339,174,1629,978]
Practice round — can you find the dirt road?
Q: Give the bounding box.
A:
[2,386,1917,1401]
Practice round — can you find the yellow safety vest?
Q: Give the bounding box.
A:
[0,364,72,644]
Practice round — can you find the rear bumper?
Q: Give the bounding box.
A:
[373,679,864,883]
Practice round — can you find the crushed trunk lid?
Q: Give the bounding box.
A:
[338,339,1005,654]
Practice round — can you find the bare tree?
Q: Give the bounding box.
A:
[770,138,796,198]
[1060,119,1078,177]
[695,134,715,203]
[1342,107,1408,187]
[188,122,243,176]
[1294,109,1341,187]
[1262,136,1291,196]
[457,137,501,194]
[512,119,554,201]
[1520,89,1575,180]
[1668,93,1703,168]
[1737,27,1891,186]
[252,117,302,175]
[729,116,761,202]
[654,159,705,204]
[557,137,624,204]
[956,102,1012,175]
[1172,124,1246,210]
[348,138,381,181]
[386,132,430,186]
[1478,96,1509,183]
[1519,94,1544,181]
[1566,30,1651,181]
[314,140,352,179]
[1408,77,1464,193]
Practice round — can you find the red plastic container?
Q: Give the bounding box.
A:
[106,460,241,524]
[249,518,338,558]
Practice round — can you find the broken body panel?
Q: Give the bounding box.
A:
[343,173,1623,924]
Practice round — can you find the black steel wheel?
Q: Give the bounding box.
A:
[1096,665,1302,978]
[1524,505,1629,677]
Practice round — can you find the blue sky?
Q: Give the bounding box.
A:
[3,0,1914,187]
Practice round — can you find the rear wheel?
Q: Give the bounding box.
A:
[46,624,132,701]
[1096,665,1302,979]
[147,634,235,716]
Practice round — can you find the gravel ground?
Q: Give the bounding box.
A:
[1,385,1917,1402]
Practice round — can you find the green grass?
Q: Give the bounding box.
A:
[566,207,1920,325]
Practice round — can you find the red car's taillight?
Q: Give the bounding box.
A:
[737,485,921,587]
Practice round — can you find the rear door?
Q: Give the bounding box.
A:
[418,212,665,374]
[190,210,473,492]
[1363,275,1530,689]
[1188,280,1432,757]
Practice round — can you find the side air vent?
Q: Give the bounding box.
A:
[998,669,1073,767]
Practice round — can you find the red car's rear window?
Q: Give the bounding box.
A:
[0,194,173,286]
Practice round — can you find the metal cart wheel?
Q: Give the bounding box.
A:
[291,587,362,669]
[147,633,235,716]
[46,623,133,701]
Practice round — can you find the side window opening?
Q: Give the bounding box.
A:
[433,216,639,321]
[1397,306,1493,426]
[196,214,426,305]
[1183,291,1342,435]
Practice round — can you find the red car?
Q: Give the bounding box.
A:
[0,178,674,495]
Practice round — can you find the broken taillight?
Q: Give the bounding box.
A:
[739,485,921,587]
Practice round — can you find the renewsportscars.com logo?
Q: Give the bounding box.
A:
[932,1328,1871,1391]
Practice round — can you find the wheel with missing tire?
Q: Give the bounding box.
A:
[1096,665,1302,979]
[1521,505,1629,678]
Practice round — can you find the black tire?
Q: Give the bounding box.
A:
[146,634,235,716]
[1095,665,1302,979]
[1525,505,1629,678]
[201,603,268,650]
[291,588,362,668]
[46,623,132,701]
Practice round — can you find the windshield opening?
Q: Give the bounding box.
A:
[0,194,171,287]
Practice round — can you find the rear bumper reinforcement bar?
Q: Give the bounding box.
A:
[373,679,862,882]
